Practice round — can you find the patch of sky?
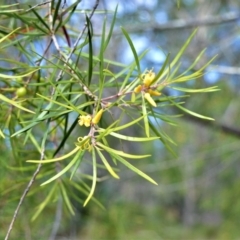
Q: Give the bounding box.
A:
[117,1,138,14]
[135,0,157,10]
[121,34,148,64]
[106,1,124,15]
[204,70,220,84]
[155,11,168,24]
[143,48,167,73]
[146,48,167,64]
[120,34,167,71]
[166,86,183,97]
[205,45,219,58]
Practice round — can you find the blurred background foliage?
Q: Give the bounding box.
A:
[1,0,240,239]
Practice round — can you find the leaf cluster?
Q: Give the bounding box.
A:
[0,2,218,220]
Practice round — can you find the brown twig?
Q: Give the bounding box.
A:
[113,12,239,34]
[208,65,240,75]
[4,150,45,240]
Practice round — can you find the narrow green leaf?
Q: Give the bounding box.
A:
[98,129,159,142]
[101,136,117,165]
[41,151,82,186]
[171,29,198,68]
[52,0,62,26]
[97,142,150,159]
[69,180,105,210]
[107,115,145,133]
[36,93,75,111]
[111,153,158,185]
[70,150,85,179]
[170,71,202,83]
[104,5,118,50]
[119,50,149,92]
[168,97,214,120]
[142,93,150,137]
[83,147,97,206]
[0,129,5,138]
[94,120,119,141]
[154,53,170,83]
[0,3,19,8]
[0,9,23,13]
[11,111,49,137]
[198,55,218,72]
[31,184,57,221]
[60,183,75,215]
[27,146,80,163]
[96,147,119,179]
[170,86,219,93]
[161,29,198,79]
[0,27,21,44]
[0,68,39,79]
[148,121,177,157]
[121,27,141,75]
[131,92,136,102]
[178,49,206,77]
[45,77,88,115]
[0,94,35,113]
[30,6,50,31]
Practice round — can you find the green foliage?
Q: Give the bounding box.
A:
[0,2,218,237]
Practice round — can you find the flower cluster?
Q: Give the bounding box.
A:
[134,69,161,107]
[78,109,104,128]
[78,115,92,127]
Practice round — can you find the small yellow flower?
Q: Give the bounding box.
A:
[78,116,84,126]
[144,92,157,107]
[92,109,103,124]
[84,115,92,127]
[143,70,155,87]
[78,115,92,127]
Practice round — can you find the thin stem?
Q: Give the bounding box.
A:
[4,151,44,240]
[26,1,51,12]
[55,0,100,83]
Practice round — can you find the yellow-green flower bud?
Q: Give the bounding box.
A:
[134,85,142,93]
[92,109,103,124]
[148,89,161,96]
[131,92,136,102]
[144,93,157,107]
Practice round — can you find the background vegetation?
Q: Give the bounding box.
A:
[0,0,240,239]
